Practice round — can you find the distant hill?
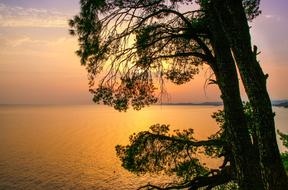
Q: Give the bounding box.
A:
[273,101,288,108]
[161,102,223,106]
[160,100,288,108]
[271,99,288,105]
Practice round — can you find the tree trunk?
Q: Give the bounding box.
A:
[204,3,264,189]
[212,0,288,189]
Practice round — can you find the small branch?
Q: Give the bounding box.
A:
[188,166,233,190]
[138,182,192,190]
[138,166,233,190]
[154,52,210,62]
[145,132,224,147]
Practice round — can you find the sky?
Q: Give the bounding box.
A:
[0,0,287,104]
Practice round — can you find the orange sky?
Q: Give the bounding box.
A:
[0,0,287,104]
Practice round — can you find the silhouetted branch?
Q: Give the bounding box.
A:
[138,182,191,190]
[137,166,234,190]
[154,52,211,62]
[188,166,233,190]
[144,132,224,147]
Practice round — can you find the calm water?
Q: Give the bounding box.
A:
[0,105,287,190]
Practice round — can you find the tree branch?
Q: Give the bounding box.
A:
[154,52,211,62]
[188,166,233,190]
[134,8,215,65]
[137,166,233,190]
[144,132,224,147]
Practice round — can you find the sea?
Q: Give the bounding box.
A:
[0,105,287,190]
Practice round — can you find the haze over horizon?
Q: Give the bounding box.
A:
[0,0,288,104]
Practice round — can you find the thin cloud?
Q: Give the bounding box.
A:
[0,34,77,56]
[264,14,274,18]
[0,3,72,28]
[263,14,281,21]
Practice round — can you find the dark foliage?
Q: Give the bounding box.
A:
[278,130,288,171]
[70,0,260,111]
[115,103,288,189]
[115,107,240,189]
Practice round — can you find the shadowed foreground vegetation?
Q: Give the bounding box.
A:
[278,130,288,172]
[116,103,288,189]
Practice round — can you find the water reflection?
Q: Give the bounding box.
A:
[0,105,286,189]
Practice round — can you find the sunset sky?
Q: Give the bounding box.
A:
[0,0,287,104]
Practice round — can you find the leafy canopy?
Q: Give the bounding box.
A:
[70,0,260,111]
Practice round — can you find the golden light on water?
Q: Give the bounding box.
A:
[1,103,287,189]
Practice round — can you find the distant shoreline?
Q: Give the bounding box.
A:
[273,102,288,108]
[158,102,223,106]
[1,100,287,108]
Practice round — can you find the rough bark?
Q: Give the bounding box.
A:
[211,0,288,189]
[204,3,264,189]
